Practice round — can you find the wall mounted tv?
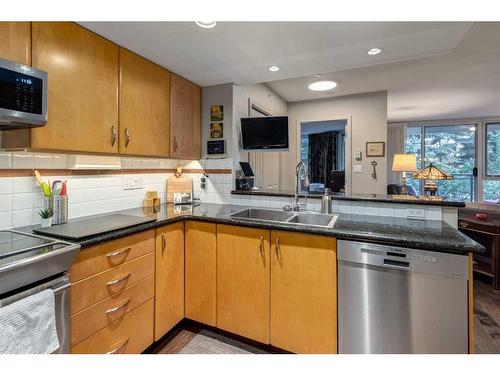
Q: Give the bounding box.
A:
[240,116,289,151]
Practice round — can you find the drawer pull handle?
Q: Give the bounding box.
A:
[275,237,282,266]
[107,338,129,354]
[125,128,131,147]
[111,125,117,146]
[105,299,131,315]
[106,273,132,287]
[161,233,166,255]
[106,247,131,259]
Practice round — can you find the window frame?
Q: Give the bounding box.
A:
[485,122,500,178]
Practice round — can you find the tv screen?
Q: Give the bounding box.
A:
[241,116,289,150]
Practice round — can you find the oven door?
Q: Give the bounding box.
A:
[0,274,71,354]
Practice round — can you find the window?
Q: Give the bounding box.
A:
[405,124,477,201]
[484,123,500,202]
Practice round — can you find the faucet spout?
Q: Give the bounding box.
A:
[294,161,309,211]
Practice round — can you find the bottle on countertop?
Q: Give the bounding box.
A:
[321,188,332,214]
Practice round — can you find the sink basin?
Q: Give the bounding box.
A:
[229,208,338,228]
[229,208,295,222]
[287,212,338,228]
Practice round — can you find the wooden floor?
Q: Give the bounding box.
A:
[473,277,500,354]
[150,276,500,354]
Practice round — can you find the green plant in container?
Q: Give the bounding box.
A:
[38,208,54,228]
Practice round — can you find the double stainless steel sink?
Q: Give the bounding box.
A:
[229,208,338,228]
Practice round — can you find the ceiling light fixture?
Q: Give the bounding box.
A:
[195,21,217,29]
[367,47,382,55]
[268,66,280,72]
[308,80,337,91]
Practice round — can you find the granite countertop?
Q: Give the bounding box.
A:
[231,189,466,207]
[20,202,483,255]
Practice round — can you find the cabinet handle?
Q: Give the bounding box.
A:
[107,338,129,354]
[125,128,131,147]
[105,298,131,315]
[161,233,166,255]
[259,236,264,259]
[275,237,282,266]
[106,273,131,287]
[111,126,117,146]
[173,136,179,152]
[106,247,131,259]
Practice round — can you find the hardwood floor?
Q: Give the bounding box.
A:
[150,276,500,354]
[473,277,500,354]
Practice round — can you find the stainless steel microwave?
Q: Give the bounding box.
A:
[0,57,48,129]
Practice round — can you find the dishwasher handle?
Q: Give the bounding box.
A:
[383,258,410,270]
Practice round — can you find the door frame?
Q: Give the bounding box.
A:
[297,116,352,194]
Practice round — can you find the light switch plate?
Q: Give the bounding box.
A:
[354,151,362,161]
[353,164,363,174]
[123,176,143,190]
[407,208,427,219]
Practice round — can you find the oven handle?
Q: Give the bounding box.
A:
[52,282,71,294]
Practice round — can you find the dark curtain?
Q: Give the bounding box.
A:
[308,131,337,185]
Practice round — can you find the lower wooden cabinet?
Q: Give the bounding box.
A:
[185,221,217,326]
[155,222,185,340]
[270,230,337,354]
[216,224,271,344]
[71,299,154,354]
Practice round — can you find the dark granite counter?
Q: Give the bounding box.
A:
[20,202,482,255]
[231,189,466,207]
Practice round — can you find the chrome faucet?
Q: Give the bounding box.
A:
[294,161,309,211]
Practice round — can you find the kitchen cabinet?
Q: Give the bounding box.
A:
[216,224,271,343]
[155,222,185,340]
[185,221,216,326]
[270,231,337,353]
[170,73,201,159]
[30,22,119,153]
[119,48,171,157]
[0,22,31,65]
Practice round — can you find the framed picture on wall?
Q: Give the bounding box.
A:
[210,105,223,121]
[210,122,224,138]
[366,141,385,157]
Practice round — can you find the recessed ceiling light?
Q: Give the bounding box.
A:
[195,21,217,29]
[367,47,382,55]
[313,74,321,78]
[308,80,337,91]
[268,65,280,72]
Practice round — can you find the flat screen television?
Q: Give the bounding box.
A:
[241,116,289,150]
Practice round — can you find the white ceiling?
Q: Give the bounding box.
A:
[80,21,471,87]
[79,21,500,122]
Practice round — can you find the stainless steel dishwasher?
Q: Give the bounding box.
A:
[338,240,469,354]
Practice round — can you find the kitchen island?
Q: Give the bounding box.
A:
[18,202,482,354]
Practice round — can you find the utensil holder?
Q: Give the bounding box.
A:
[44,196,68,225]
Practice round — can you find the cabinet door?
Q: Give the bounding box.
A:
[185,221,216,326]
[170,73,201,159]
[0,22,31,149]
[30,22,119,153]
[155,222,184,340]
[0,22,30,64]
[119,48,170,157]
[216,224,270,343]
[270,231,337,353]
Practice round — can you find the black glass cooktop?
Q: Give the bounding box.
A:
[0,230,64,267]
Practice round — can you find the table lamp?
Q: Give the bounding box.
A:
[411,163,453,197]
[391,154,417,195]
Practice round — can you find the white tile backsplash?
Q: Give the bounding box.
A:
[12,153,34,169]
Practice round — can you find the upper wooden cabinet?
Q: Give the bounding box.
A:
[0,22,31,65]
[170,73,201,159]
[119,48,171,157]
[270,231,337,354]
[30,22,119,153]
[216,224,271,344]
[155,222,185,340]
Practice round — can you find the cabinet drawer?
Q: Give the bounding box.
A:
[71,252,154,314]
[71,275,154,346]
[71,299,154,354]
[70,230,155,283]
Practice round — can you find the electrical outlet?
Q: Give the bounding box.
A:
[407,208,427,219]
[353,164,363,174]
[123,176,143,190]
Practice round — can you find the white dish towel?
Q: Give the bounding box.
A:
[0,289,60,354]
